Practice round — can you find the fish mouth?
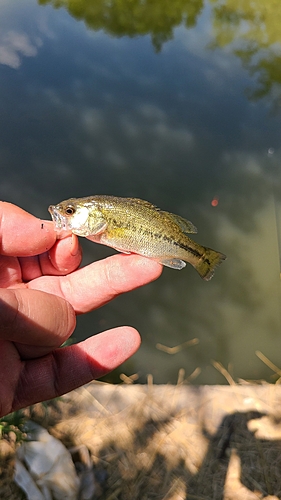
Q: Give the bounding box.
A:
[48,205,69,231]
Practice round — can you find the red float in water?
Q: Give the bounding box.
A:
[211,197,219,207]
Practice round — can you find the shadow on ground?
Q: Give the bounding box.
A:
[2,383,281,499]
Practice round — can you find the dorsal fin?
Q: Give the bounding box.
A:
[127,198,160,210]
[168,213,197,234]
[127,198,197,233]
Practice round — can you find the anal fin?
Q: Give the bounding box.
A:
[157,258,186,270]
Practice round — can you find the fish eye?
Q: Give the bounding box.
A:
[64,205,76,216]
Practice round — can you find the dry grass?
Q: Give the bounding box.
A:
[3,347,281,500]
[1,380,281,499]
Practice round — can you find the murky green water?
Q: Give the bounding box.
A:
[1,0,281,384]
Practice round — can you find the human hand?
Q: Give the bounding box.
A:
[0,202,162,416]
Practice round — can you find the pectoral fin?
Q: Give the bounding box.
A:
[86,220,108,239]
[157,258,186,270]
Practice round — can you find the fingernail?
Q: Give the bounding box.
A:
[71,234,80,256]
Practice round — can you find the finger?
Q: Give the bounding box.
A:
[0,202,56,256]
[16,236,82,282]
[0,288,76,354]
[28,254,163,313]
[39,234,82,276]
[0,256,21,286]
[0,340,21,416]
[18,256,42,282]
[11,327,141,413]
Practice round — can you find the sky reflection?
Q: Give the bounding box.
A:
[1,0,281,383]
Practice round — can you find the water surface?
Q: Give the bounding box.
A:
[1,0,281,383]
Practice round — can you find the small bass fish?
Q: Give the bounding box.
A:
[48,195,226,280]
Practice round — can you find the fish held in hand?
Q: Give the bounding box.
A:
[48,195,226,280]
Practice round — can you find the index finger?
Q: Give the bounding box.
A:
[28,254,163,313]
[0,202,56,256]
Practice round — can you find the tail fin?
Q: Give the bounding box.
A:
[194,247,226,281]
